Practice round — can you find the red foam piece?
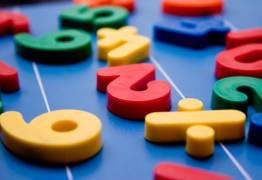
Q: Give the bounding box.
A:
[215,44,262,79]
[0,11,30,37]
[97,63,171,119]
[162,0,224,16]
[73,0,135,12]
[0,62,20,92]
[154,162,234,180]
[226,28,262,49]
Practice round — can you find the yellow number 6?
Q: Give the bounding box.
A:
[0,110,102,164]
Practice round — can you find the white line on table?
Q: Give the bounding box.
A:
[221,18,252,180]
[224,19,238,31]
[13,6,74,180]
[32,62,51,112]
[220,143,252,180]
[13,6,75,180]
[32,62,74,180]
[66,165,74,180]
[150,31,252,180]
[150,56,186,99]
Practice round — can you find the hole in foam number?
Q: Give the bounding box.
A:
[237,86,254,104]
[95,11,113,18]
[235,50,262,63]
[56,36,74,42]
[52,120,78,132]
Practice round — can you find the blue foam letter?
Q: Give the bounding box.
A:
[154,16,230,49]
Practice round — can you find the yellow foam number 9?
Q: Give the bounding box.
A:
[0,110,102,164]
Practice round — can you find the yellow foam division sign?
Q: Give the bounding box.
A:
[178,98,203,111]
[0,110,102,164]
[186,125,215,158]
[145,109,245,142]
[145,98,246,158]
[97,26,150,66]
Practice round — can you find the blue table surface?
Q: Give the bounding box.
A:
[0,0,262,179]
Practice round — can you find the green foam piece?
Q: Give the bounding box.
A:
[59,5,128,31]
[15,29,92,64]
[211,76,262,113]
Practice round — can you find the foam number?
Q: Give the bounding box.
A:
[154,162,233,180]
[72,0,135,12]
[0,110,102,164]
[97,26,150,66]
[0,62,19,93]
[0,62,20,114]
[0,11,30,36]
[212,76,262,147]
[226,28,262,49]
[14,30,92,63]
[97,63,171,119]
[211,76,262,113]
[215,44,262,79]
[162,0,224,16]
[216,28,262,79]
[154,17,230,49]
[145,98,245,158]
[59,5,128,31]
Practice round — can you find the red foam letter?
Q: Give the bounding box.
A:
[97,63,171,119]
[0,62,20,92]
[0,11,30,37]
[215,44,262,79]
[154,162,233,180]
[226,28,262,49]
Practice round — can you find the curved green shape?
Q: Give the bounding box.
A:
[59,5,128,31]
[91,6,128,30]
[14,29,92,64]
[211,76,262,113]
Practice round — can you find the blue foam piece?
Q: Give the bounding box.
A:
[248,113,262,145]
[154,16,231,49]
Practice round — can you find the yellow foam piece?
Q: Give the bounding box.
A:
[0,110,102,164]
[178,98,203,111]
[186,125,214,158]
[145,106,245,143]
[97,26,150,66]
